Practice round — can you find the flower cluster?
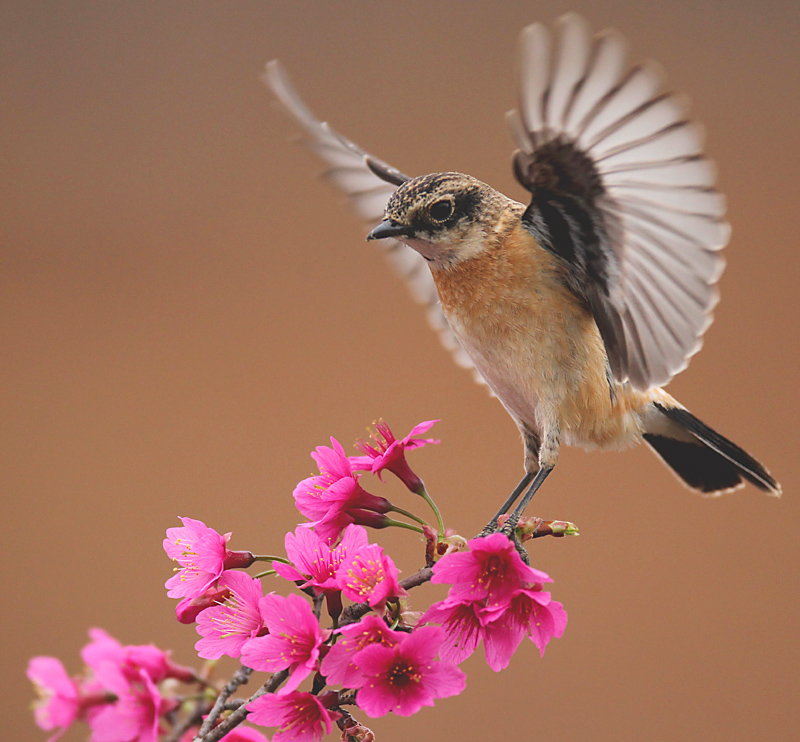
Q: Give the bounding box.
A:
[27,628,202,742]
[423,533,567,670]
[29,420,573,742]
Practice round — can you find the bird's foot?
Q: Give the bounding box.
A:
[507,528,530,565]
[476,516,530,564]
[476,511,519,538]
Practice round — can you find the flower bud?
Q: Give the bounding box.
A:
[223,549,257,569]
[514,516,579,541]
[348,509,393,529]
[175,586,231,624]
[339,716,376,742]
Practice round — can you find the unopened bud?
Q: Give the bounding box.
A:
[515,516,579,541]
[340,716,376,742]
[175,587,231,624]
[223,549,257,569]
[546,520,579,536]
[349,509,392,529]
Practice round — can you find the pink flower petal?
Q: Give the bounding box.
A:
[246,691,340,742]
[241,594,326,692]
[27,657,80,734]
[319,614,402,687]
[336,544,405,612]
[195,571,266,660]
[163,517,231,600]
[354,626,465,718]
[419,598,488,665]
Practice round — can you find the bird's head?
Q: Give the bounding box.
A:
[367,172,508,267]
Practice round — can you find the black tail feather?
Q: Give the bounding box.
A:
[647,403,781,496]
[644,433,747,494]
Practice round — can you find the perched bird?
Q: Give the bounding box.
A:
[265,13,780,530]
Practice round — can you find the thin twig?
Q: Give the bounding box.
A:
[195,666,252,740]
[312,592,324,620]
[399,566,433,591]
[199,670,289,742]
[165,699,212,742]
[337,688,358,706]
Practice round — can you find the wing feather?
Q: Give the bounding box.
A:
[263,60,488,386]
[579,64,665,148]
[509,14,728,390]
[564,30,629,135]
[519,23,551,139]
[546,13,592,130]
[601,157,716,187]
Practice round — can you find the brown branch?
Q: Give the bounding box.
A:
[337,688,358,706]
[165,699,212,742]
[195,666,252,740]
[198,670,289,742]
[399,566,433,591]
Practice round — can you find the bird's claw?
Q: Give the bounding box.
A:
[476,518,530,564]
[476,521,499,539]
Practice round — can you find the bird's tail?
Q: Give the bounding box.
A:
[642,398,781,496]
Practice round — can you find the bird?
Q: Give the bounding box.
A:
[264,13,780,532]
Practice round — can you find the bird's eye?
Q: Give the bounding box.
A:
[429,199,454,222]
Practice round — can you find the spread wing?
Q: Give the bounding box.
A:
[507,13,728,390]
[263,61,487,384]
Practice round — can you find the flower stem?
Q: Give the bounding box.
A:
[253,569,277,579]
[252,555,290,564]
[383,517,425,534]
[417,483,445,537]
[389,505,429,527]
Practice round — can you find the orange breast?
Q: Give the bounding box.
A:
[432,221,647,449]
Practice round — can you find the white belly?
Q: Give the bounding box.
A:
[446,309,645,452]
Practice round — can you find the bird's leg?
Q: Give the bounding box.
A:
[500,464,554,535]
[479,471,535,536]
[478,424,542,537]
[501,425,560,536]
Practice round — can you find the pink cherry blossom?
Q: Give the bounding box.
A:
[163,517,255,600]
[336,544,406,613]
[246,690,341,742]
[241,593,328,693]
[432,532,551,607]
[293,439,393,542]
[195,571,266,660]
[350,420,439,493]
[27,657,84,740]
[88,666,174,742]
[354,626,466,717]
[275,524,371,621]
[81,628,194,685]
[319,614,402,687]
[482,587,568,669]
[275,524,369,593]
[418,598,492,666]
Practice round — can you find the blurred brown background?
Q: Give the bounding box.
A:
[3,1,799,740]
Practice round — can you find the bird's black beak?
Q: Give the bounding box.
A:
[366,220,409,241]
